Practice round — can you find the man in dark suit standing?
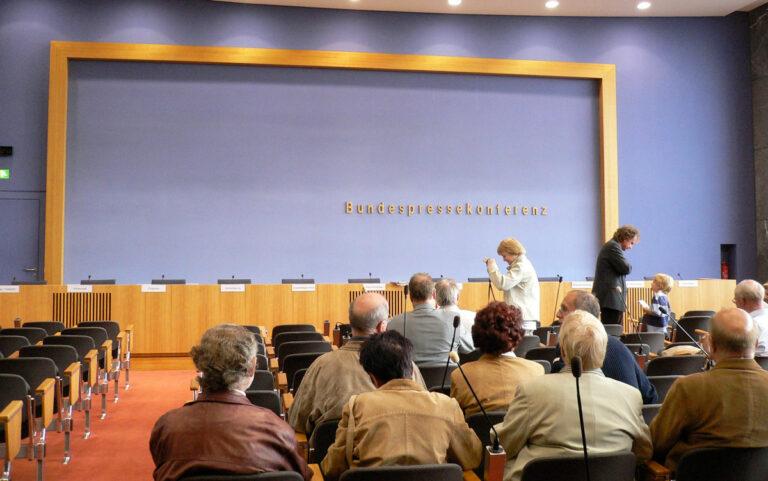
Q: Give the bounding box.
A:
[592,225,640,325]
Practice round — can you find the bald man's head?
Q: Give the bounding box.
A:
[349,293,389,336]
[710,308,757,360]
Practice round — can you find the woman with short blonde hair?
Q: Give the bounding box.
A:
[484,237,540,322]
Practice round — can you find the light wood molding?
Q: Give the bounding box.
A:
[44,41,619,283]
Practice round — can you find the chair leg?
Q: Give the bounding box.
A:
[80,384,92,440]
[2,460,11,481]
[123,353,131,390]
[62,401,72,464]
[34,421,46,481]
[112,366,120,403]
[99,370,108,420]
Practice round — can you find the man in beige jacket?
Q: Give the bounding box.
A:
[321,330,482,480]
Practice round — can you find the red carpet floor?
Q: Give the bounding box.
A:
[12,370,195,481]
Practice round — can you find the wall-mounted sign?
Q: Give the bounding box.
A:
[0,169,9,180]
[346,201,548,217]
[67,284,93,293]
[141,284,167,293]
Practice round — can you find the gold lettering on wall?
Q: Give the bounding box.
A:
[344,201,549,217]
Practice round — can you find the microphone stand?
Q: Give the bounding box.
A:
[571,356,591,481]
[441,316,460,391]
[488,277,496,302]
[551,275,563,324]
[402,285,409,339]
[667,312,714,370]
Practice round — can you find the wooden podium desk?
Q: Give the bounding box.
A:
[0,280,734,357]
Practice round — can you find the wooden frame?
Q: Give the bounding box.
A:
[44,41,619,284]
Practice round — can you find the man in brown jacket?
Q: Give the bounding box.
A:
[150,325,310,481]
[321,330,482,480]
[651,308,768,471]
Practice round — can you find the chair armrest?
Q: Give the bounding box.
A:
[640,460,671,481]
[7,351,19,359]
[323,336,332,344]
[64,361,81,405]
[267,346,276,358]
[84,349,99,387]
[332,345,339,351]
[277,372,288,392]
[35,378,56,428]
[463,470,482,481]
[309,464,324,481]
[101,339,113,372]
[295,431,308,460]
[270,357,279,372]
[190,377,200,392]
[283,392,294,413]
[0,400,23,460]
[124,324,134,351]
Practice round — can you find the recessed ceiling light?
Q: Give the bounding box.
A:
[545,0,559,9]
[637,1,651,10]
[448,0,462,6]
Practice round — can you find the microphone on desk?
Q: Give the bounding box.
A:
[551,274,563,324]
[441,316,460,391]
[454,346,506,481]
[571,356,591,481]
[676,273,683,280]
[402,284,409,338]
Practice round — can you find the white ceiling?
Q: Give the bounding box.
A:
[214,0,768,17]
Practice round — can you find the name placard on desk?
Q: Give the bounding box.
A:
[363,283,385,292]
[571,281,593,289]
[67,284,93,293]
[141,284,167,293]
[626,281,645,288]
[0,285,20,294]
[678,280,699,288]
[220,284,246,293]
[292,284,316,292]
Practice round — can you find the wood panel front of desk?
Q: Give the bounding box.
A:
[0,280,735,356]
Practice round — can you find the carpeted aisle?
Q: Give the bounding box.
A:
[12,370,195,481]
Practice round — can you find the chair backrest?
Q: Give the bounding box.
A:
[272,324,316,339]
[19,345,79,375]
[292,368,308,394]
[622,343,652,357]
[179,472,305,481]
[675,446,768,481]
[247,371,275,391]
[642,403,661,424]
[755,356,768,370]
[61,327,108,347]
[0,327,48,345]
[415,363,457,390]
[603,324,624,337]
[22,321,65,336]
[277,341,332,370]
[645,355,707,376]
[255,342,266,356]
[466,410,507,448]
[682,310,715,319]
[647,375,680,402]
[273,331,324,352]
[0,335,31,357]
[77,321,120,342]
[620,332,665,353]
[531,359,552,373]
[520,451,637,481]
[675,316,711,343]
[308,418,341,463]
[0,373,30,426]
[43,335,96,361]
[243,325,262,336]
[0,357,57,395]
[339,464,464,481]
[525,347,559,364]
[283,353,325,390]
[245,390,282,417]
[458,349,482,364]
[514,335,542,358]
[533,326,559,344]
[255,354,269,371]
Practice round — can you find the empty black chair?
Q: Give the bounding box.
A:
[0,373,36,480]
[642,403,661,424]
[245,390,282,418]
[272,324,316,339]
[55,329,110,420]
[675,446,768,481]
[673,316,710,343]
[291,368,308,394]
[531,359,551,373]
[533,326,559,345]
[520,451,636,481]
[622,343,652,356]
[339,463,463,481]
[525,347,558,364]
[255,342,266,357]
[282,353,325,392]
[272,331,324,353]
[645,355,707,376]
[22,321,65,336]
[0,335,31,357]
[180,472,305,481]
[78,321,124,400]
[0,328,48,345]
[466,410,506,477]
[621,332,665,353]
[243,325,262,336]
[682,310,715,319]
[277,341,331,370]
[415,363,457,390]
[755,356,768,370]
[308,418,340,462]
[514,335,542,358]
[458,349,482,364]
[647,375,680,402]
[255,354,269,371]
[603,324,623,337]
[247,371,275,391]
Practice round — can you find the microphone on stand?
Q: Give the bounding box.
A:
[455,351,506,481]
[551,275,563,324]
[665,307,714,370]
[441,316,460,391]
[402,284,409,338]
[488,277,496,302]
[618,285,639,334]
[571,356,591,481]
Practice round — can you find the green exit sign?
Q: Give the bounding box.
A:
[0,169,9,180]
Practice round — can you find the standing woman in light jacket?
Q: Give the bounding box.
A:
[485,238,540,322]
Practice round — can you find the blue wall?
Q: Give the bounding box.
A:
[0,0,756,283]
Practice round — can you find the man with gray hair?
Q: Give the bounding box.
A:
[388,273,474,364]
[651,308,768,472]
[288,293,425,434]
[733,280,768,356]
[150,324,310,481]
[436,278,476,335]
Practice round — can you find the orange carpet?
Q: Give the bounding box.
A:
[12,370,195,481]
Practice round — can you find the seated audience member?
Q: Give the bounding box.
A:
[436,278,476,334]
[494,311,652,481]
[321,331,482,480]
[552,290,658,404]
[450,301,544,415]
[641,273,673,336]
[733,280,768,356]
[388,273,474,363]
[651,308,768,472]
[150,324,310,481]
[288,292,425,434]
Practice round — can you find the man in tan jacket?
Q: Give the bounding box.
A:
[321,330,482,480]
[651,308,768,472]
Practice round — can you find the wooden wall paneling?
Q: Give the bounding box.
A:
[316,284,352,327]
[218,286,247,325]
[670,284,702,319]
[457,282,500,312]
[29,286,58,321]
[697,279,736,312]
[0,292,22,328]
[105,285,143,334]
[539,282,566,327]
[141,288,173,353]
[291,286,319,328]
[171,285,211,354]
